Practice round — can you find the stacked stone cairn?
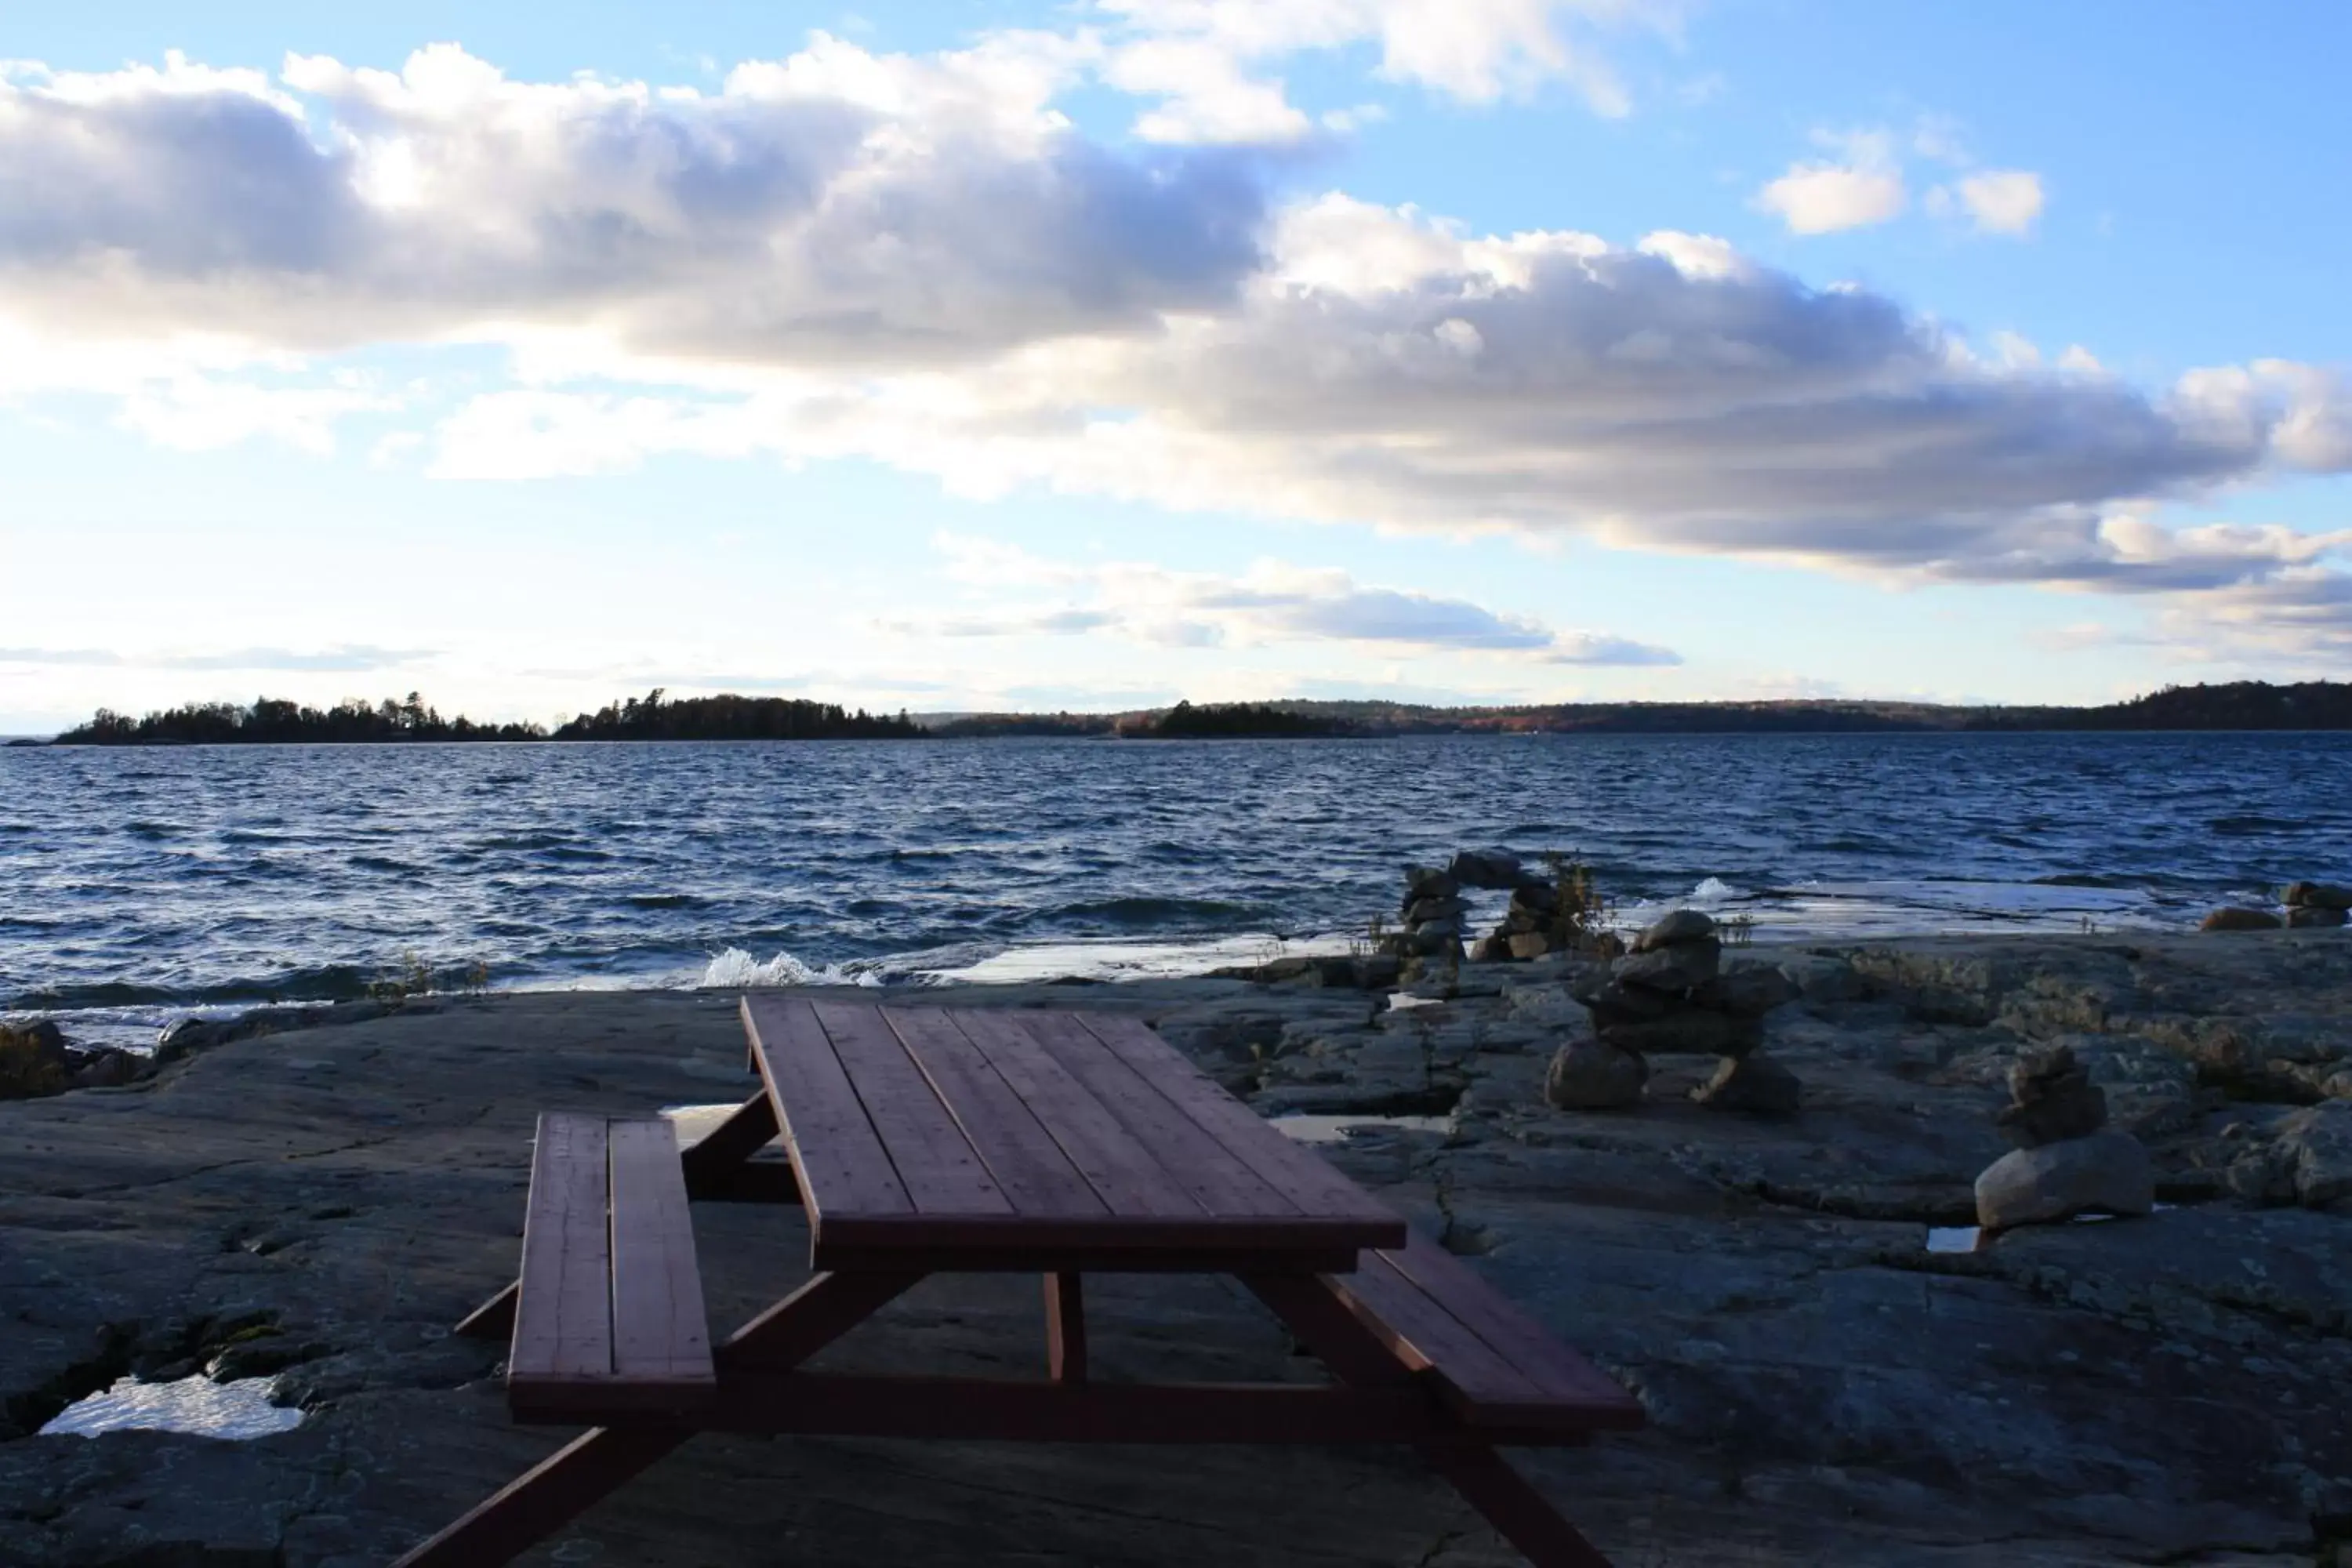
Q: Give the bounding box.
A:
[1973,1043,2154,1229]
[1389,850,1545,978]
[1547,908,1802,1113]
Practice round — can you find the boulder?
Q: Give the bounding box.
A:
[2200,907,2282,932]
[1577,977,1677,1029]
[1353,954,1403,989]
[1690,1053,1802,1115]
[1600,1009,1762,1057]
[1543,1038,1648,1111]
[1691,964,1801,1019]
[2284,880,2352,910]
[1506,931,1552,960]
[1510,882,1559,917]
[1632,909,1717,953]
[1974,1130,2154,1230]
[2274,1100,2352,1209]
[0,1020,73,1100]
[2286,906,2350,929]
[1613,936,1722,995]
[70,1047,147,1089]
[1470,935,1515,964]
[1446,848,1524,889]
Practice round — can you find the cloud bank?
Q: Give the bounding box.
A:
[0,40,2347,665]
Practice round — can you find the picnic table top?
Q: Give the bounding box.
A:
[741,997,1409,1270]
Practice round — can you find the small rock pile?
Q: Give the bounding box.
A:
[1391,864,1471,970]
[1973,1043,2155,1229]
[0,1018,151,1101]
[2199,878,2350,931]
[1549,909,1802,1114]
[1387,849,1552,975]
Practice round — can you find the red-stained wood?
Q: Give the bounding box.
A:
[1377,1230,1644,1424]
[949,1010,1210,1219]
[700,1373,1436,1444]
[811,1242,1363,1276]
[509,1114,612,1387]
[675,1091,780,1188]
[717,1269,927,1371]
[881,1007,1106,1218]
[388,1425,688,1568]
[606,1119,713,1392]
[1044,1272,1087,1382]
[1325,1251,1577,1427]
[742,996,912,1228]
[1422,1444,1617,1568]
[1017,1011,1303,1219]
[452,1279,518,1341]
[1075,1013,1406,1237]
[811,1000,1011,1217]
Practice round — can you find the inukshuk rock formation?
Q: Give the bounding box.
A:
[1551,909,1801,1113]
[1973,1043,2155,1230]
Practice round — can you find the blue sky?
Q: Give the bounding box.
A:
[2,0,2347,731]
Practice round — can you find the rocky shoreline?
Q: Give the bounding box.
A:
[2,927,2349,1565]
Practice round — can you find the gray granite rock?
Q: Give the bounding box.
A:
[2285,880,2352,910]
[1614,936,1722,995]
[1690,1052,1802,1115]
[1975,1129,2154,1229]
[1544,1038,1647,1110]
[1632,909,1717,953]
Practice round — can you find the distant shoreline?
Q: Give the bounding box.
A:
[18,679,2352,745]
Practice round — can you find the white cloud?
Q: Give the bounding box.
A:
[1942,169,2044,235]
[1754,129,1907,234]
[902,534,1682,664]
[1095,0,1652,143]
[0,45,2343,663]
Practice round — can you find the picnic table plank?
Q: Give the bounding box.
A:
[1377,1229,1642,1415]
[1073,1013,1403,1232]
[947,1010,1206,1219]
[1014,1011,1301,1219]
[880,1007,1107,1219]
[741,996,912,1221]
[811,1000,1011,1217]
[510,1114,612,1383]
[605,1119,713,1386]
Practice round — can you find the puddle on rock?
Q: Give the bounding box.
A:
[1272,1113,1454,1144]
[1926,1225,1982,1254]
[41,1375,303,1440]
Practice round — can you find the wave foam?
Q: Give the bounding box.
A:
[698,947,880,989]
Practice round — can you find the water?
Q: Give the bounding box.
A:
[2,733,2345,1047]
[40,1375,303,1440]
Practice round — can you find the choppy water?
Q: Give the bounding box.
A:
[2,734,2346,1047]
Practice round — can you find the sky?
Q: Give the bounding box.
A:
[2,0,2348,731]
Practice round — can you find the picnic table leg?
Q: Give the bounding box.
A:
[389,1425,686,1567]
[452,1093,786,1338]
[1044,1273,1087,1383]
[407,1271,924,1566]
[1243,1274,1614,1568]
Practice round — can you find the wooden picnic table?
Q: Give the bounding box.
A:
[395,999,1642,1566]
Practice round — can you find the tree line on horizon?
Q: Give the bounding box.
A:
[33,679,2352,746]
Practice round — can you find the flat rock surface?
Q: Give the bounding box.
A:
[1,934,2348,1566]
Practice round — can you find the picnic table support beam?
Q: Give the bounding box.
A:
[1243,1274,1614,1568]
[453,1279,518,1341]
[402,1271,924,1566]
[389,1425,686,1568]
[1044,1272,1087,1383]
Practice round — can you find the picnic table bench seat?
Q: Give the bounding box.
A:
[1313,1229,1643,1437]
[504,1112,714,1422]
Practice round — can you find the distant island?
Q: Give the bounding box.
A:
[29,680,2352,746]
[51,690,919,746]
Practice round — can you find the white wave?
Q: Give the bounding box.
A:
[697,947,881,989]
[1688,877,1742,903]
